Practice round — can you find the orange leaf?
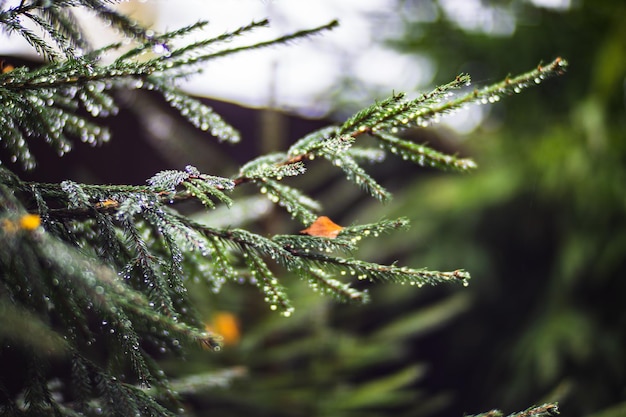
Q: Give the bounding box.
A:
[19,214,41,231]
[300,216,343,238]
[1,62,14,73]
[205,312,240,346]
[94,199,119,209]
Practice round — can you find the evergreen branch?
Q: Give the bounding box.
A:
[370,74,471,133]
[0,22,337,91]
[469,404,559,417]
[0,14,62,60]
[23,10,74,56]
[172,19,339,69]
[165,19,270,60]
[239,152,306,180]
[13,167,236,220]
[200,235,241,292]
[0,58,151,91]
[91,209,124,270]
[273,233,357,255]
[21,224,221,351]
[136,20,210,58]
[147,165,235,209]
[283,246,470,287]
[76,82,118,117]
[79,0,159,47]
[254,179,321,224]
[339,217,411,241]
[322,152,392,202]
[373,131,478,172]
[284,124,391,201]
[110,309,152,386]
[258,59,564,186]
[182,181,218,210]
[148,79,241,142]
[0,110,37,169]
[24,360,60,416]
[0,0,156,61]
[287,126,339,158]
[98,374,143,417]
[345,147,386,164]
[148,168,195,192]
[121,384,179,417]
[209,227,299,270]
[0,78,112,168]
[404,57,568,129]
[244,250,294,316]
[166,213,438,307]
[60,180,91,208]
[338,93,406,136]
[41,6,90,52]
[510,404,560,417]
[0,18,340,167]
[69,354,93,413]
[138,202,212,255]
[122,217,177,317]
[300,267,369,304]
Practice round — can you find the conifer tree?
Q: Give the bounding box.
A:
[0,2,567,416]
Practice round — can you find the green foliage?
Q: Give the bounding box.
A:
[0,1,568,416]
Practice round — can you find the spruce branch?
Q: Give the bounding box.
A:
[175,19,339,69]
[373,131,477,171]
[232,59,568,202]
[324,152,392,202]
[417,58,568,123]
[283,248,470,288]
[469,404,560,417]
[0,17,339,168]
[163,19,270,61]
[300,267,369,303]
[254,179,321,225]
[0,0,156,61]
